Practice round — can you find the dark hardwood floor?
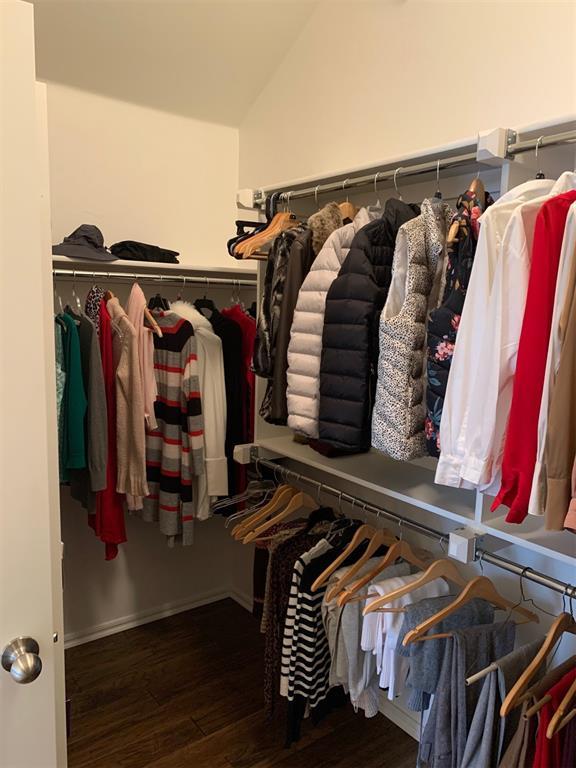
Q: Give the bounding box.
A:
[66,599,419,767]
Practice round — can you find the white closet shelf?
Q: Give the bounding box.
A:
[257,436,576,565]
[257,436,476,524]
[52,255,257,280]
[479,512,576,566]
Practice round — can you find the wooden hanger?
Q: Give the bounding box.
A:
[339,201,358,221]
[242,491,317,544]
[546,675,576,738]
[324,528,399,603]
[311,524,396,593]
[363,558,467,616]
[336,540,429,607]
[501,612,576,716]
[522,655,576,719]
[402,576,539,645]
[231,485,295,540]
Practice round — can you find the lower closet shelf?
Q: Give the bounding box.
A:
[256,437,576,566]
[257,436,476,524]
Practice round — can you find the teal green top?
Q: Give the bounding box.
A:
[59,312,88,481]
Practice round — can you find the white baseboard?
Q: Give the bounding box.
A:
[379,695,420,741]
[229,587,253,612]
[64,587,236,648]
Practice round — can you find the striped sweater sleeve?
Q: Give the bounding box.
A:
[181,333,205,478]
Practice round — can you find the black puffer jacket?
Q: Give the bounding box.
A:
[318,199,420,453]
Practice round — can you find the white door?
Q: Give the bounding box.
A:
[0,2,66,766]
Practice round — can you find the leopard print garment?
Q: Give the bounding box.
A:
[371,199,454,461]
[84,285,105,335]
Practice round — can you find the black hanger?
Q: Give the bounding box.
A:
[148,293,169,310]
[247,300,257,319]
[194,294,218,319]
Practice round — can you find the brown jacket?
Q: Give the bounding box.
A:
[544,242,576,529]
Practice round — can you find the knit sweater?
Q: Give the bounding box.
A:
[396,595,495,711]
[107,297,148,499]
[126,283,158,430]
[141,311,204,546]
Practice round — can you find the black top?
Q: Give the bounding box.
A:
[208,310,244,497]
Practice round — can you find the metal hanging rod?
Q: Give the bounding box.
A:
[253,129,576,204]
[507,129,576,157]
[255,151,479,203]
[52,268,256,288]
[253,455,576,600]
[254,455,449,545]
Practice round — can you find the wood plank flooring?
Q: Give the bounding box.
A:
[66,599,418,768]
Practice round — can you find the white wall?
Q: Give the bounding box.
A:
[61,490,253,644]
[45,82,250,271]
[239,0,576,187]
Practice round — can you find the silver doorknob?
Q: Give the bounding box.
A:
[2,637,42,684]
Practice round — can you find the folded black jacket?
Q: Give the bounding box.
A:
[318,199,420,454]
[110,240,179,263]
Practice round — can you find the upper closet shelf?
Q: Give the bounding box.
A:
[52,255,257,283]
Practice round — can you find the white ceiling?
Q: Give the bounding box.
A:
[29,0,320,126]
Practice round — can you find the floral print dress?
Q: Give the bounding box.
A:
[425,189,493,456]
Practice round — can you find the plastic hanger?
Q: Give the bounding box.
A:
[234,192,298,259]
[363,558,467,616]
[393,167,404,201]
[336,540,429,607]
[194,278,218,318]
[324,528,403,603]
[500,612,576,716]
[231,484,295,540]
[402,575,539,645]
[242,490,317,544]
[433,160,442,200]
[534,135,546,179]
[311,524,397,593]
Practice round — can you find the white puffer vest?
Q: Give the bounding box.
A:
[286,208,377,437]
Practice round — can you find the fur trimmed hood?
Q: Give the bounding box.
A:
[307,202,343,256]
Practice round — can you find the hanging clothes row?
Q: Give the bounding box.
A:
[55,278,256,557]
[228,486,576,766]
[250,167,576,533]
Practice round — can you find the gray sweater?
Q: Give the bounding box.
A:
[396,596,495,711]
[419,621,516,768]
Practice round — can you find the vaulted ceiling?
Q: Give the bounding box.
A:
[28,0,320,126]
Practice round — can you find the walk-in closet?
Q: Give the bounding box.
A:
[2,2,576,767]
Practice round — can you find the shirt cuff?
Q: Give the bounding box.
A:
[544,477,571,531]
[527,459,545,516]
[435,454,465,487]
[205,456,229,498]
[460,455,493,488]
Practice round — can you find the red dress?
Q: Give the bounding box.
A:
[90,300,126,559]
[492,191,576,523]
[532,666,576,768]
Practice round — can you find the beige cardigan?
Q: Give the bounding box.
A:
[107,297,148,498]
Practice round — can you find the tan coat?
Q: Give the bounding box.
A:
[544,242,576,529]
